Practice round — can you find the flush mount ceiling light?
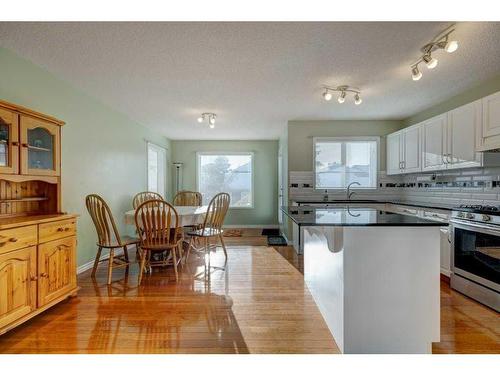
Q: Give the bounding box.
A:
[197,113,217,129]
[322,85,362,105]
[410,24,459,81]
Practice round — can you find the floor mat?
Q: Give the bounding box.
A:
[262,228,280,236]
[267,236,288,246]
[224,229,242,237]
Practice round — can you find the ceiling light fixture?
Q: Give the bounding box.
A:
[410,24,459,81]
[321,85,362,105]
[411,66,422,81]
[322,89,333,101]
[197,113,217,129]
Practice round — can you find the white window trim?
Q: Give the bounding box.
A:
[313,136,380,191]
[146,141,168,198]
[196,151,255,209]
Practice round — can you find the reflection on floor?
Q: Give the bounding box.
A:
[0,229,498,354]
[0,243,338,354]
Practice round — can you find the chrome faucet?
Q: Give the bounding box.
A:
[347,181,361,200]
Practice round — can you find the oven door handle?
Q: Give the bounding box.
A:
[450,219,500,235]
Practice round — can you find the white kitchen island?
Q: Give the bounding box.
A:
[284,206,443,354]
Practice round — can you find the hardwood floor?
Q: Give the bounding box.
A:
[0,229,498,354]
[0,241,338,354]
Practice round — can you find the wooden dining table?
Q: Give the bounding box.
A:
[124,205,208,228]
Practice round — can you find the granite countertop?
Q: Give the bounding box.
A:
[293,199,456,211]
[281,206,448,227]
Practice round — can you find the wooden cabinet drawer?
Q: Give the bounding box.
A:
[0,225,37,255]
[39,219,76,243]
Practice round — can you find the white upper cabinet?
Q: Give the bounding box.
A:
[386,125,421,175]
[386,131,402,175]
[479,91,500,151]
[422,114,447,172]
[447,100,482,169]
[402,125,421,173]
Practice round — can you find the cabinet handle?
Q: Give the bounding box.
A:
[30,276,38,281]
[9,237,18,242]
[21,143,28,148]
[11,141,19,146]
[57,227,70,232]
[40,273,48,278]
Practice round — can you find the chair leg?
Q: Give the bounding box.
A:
[186,236,193,264]
[172,246,179,282]
[138,249,147,285]
[91,246,103,277]
[219,234,228,261]
[107,249,115,285]
[123,245,129,263]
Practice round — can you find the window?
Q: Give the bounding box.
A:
[197,152,253,208]
[147,142,167,196]
[314,137,379,189]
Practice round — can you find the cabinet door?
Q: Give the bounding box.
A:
[422,114,447,171]
[20,115,60,176]
[448,100,482,169]
[482,91,500,138]
[386,132,402,175]
[403,125,421,173]
[38,236,76,307]
[0,107,19,174]
[0,246,37,329]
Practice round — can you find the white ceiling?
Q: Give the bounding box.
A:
[0,22,499,140]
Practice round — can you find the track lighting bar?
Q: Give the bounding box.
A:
[322,85,362,105]
[410,24,459,81]
[197,112,217,128]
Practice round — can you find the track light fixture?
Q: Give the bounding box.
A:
[322,85,362,105]
[410,24,458,81]
[197,113,216,129]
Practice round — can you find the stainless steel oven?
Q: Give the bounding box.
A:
[450,215,500,312]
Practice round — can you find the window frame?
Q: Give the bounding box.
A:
[146,141,167,198]
[196,151,255,209]
[313,136,380,191]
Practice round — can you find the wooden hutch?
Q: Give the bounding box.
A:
[0,100,78,335]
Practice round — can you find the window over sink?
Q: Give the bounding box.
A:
[313,137,379,189]
[197,152,253,208]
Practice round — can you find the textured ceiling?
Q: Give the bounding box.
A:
[0,22,499,140]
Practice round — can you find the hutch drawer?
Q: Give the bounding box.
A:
[0,225,38,255]
[39,218,76,243]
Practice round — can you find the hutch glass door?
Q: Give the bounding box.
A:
[0,108,19,174]
[20,116,60,176]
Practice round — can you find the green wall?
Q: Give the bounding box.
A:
[404,73,500,127]
[0,47,171,267]
[171,140,278,226]
[287,120,404,172]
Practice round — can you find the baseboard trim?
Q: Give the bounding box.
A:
[77,248,129,275]
[223,224,279,229]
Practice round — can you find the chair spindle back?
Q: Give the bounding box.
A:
[133,191,164,209]
[134,200,179,248]
[201,193,230,232]
[86,194,122,246]
[173,191,202,206]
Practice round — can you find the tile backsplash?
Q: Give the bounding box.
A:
[289,167,500,206]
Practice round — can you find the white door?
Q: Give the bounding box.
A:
[422,114,447,171]
[448,100,482,169]
[482,91,500,138]
[386,132,402,175]
[147,142,167,198]
[278,147,283,226]
[403,125,421,173]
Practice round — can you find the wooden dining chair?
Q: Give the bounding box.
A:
[173,191,202,206]
[133,191,164,209]
[86,194,140,284]
[186,192,230,265]
[134,199,183,284]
